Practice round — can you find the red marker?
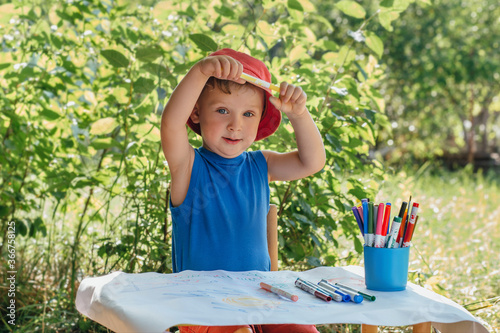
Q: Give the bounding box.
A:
[402,203,419,247]
[295,278,331,302]
[381,203,392,236]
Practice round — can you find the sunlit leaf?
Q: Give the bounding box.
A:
[365,31,384,58]
[90,117,119,135]
[335,1,366,19]
[378,10,400,32]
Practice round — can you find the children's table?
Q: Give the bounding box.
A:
[76,266,489,333]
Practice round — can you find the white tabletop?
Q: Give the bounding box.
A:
[76,266,489,333]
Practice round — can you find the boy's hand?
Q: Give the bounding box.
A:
[269,83,307,118]
[196,55,246,84]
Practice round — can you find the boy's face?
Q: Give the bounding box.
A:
[191,84,264,159]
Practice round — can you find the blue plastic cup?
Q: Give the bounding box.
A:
[364,245,410,291]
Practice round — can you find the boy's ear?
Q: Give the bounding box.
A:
[190,103,200,124]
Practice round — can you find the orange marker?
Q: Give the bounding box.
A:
[260,282,298,302]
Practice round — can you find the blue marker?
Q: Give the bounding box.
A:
[319,280,363,303]
[362,199,369,245]
[317,280,350,302]
[352,206,364,236]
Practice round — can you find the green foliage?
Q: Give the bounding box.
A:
[375,0,500,164]
[0,0,418,330]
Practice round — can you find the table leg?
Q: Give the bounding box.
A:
[361,324,378,333]
[362,323,431,332]
[413,322,432,332]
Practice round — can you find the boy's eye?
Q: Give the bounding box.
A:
[217,108,228,114]
[244,111,255,117]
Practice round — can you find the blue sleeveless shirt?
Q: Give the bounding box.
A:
[170,147,271,273]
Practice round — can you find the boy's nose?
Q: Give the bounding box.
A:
[227,116,242,132]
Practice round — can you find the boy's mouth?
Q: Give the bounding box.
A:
[223,137,242,145]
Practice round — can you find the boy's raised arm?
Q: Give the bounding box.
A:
[263,83,326,182]
[161,56,244,205]
[160,56,244,171]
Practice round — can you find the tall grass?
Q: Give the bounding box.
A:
[375,165,499,332]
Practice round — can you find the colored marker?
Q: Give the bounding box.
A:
[386,216,402,248]
[317,281,350,302]
[241,72,280,93]
[295,278,331,302]
[367,201,375,246]
[319,280,362,303]
[362,199,369,245]
[301,279,343,302]
[396,202,408,247]
[260,282,299,302]
[381,203,392,247]
[351,206,364,236]
[402,203,419,247]
[374,203,385,248]
[398,201,407,219]
[408,216,419,243]
[357,206,364,223]
[334,282,376,301]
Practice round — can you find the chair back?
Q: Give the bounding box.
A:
[267,204,278,271]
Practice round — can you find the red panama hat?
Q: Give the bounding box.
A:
[187,48,281,141]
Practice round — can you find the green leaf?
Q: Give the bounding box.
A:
[378,10,400,31]
[189,34,218,52]
[101,49,129,68]
[134,77,156,94]
[382,0,411,11]
[380,0,394,7]
[0,205,9,217]
[364,109,377,124]
[335,1,366,19]
[135,46,163,63]
[354,236,363,253]
[287,0,304,11]
[365,31,384,58]
[141,63,169,77]
[90,138,119,150]
[307,256,322,267]
[215,5,235,18]
[90,117,119,135]
[16,220,28,237]
[40,108,61,120]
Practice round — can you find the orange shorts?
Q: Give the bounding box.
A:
[178,324,318,333]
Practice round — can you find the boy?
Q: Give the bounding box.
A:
[161,48,325,333]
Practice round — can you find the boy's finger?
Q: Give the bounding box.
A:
[279,82,288,96]
[220,58,231,78]
[290,87,303,102]
[268,96,282,110]
[281,85,295,103]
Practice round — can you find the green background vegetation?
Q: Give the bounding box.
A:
[0,0,498,331]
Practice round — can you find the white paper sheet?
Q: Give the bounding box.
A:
[76,266,489,333]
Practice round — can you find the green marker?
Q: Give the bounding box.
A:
[368,201,375,246]
[334,282,376,301]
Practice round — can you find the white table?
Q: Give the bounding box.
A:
[76,266,489,333]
